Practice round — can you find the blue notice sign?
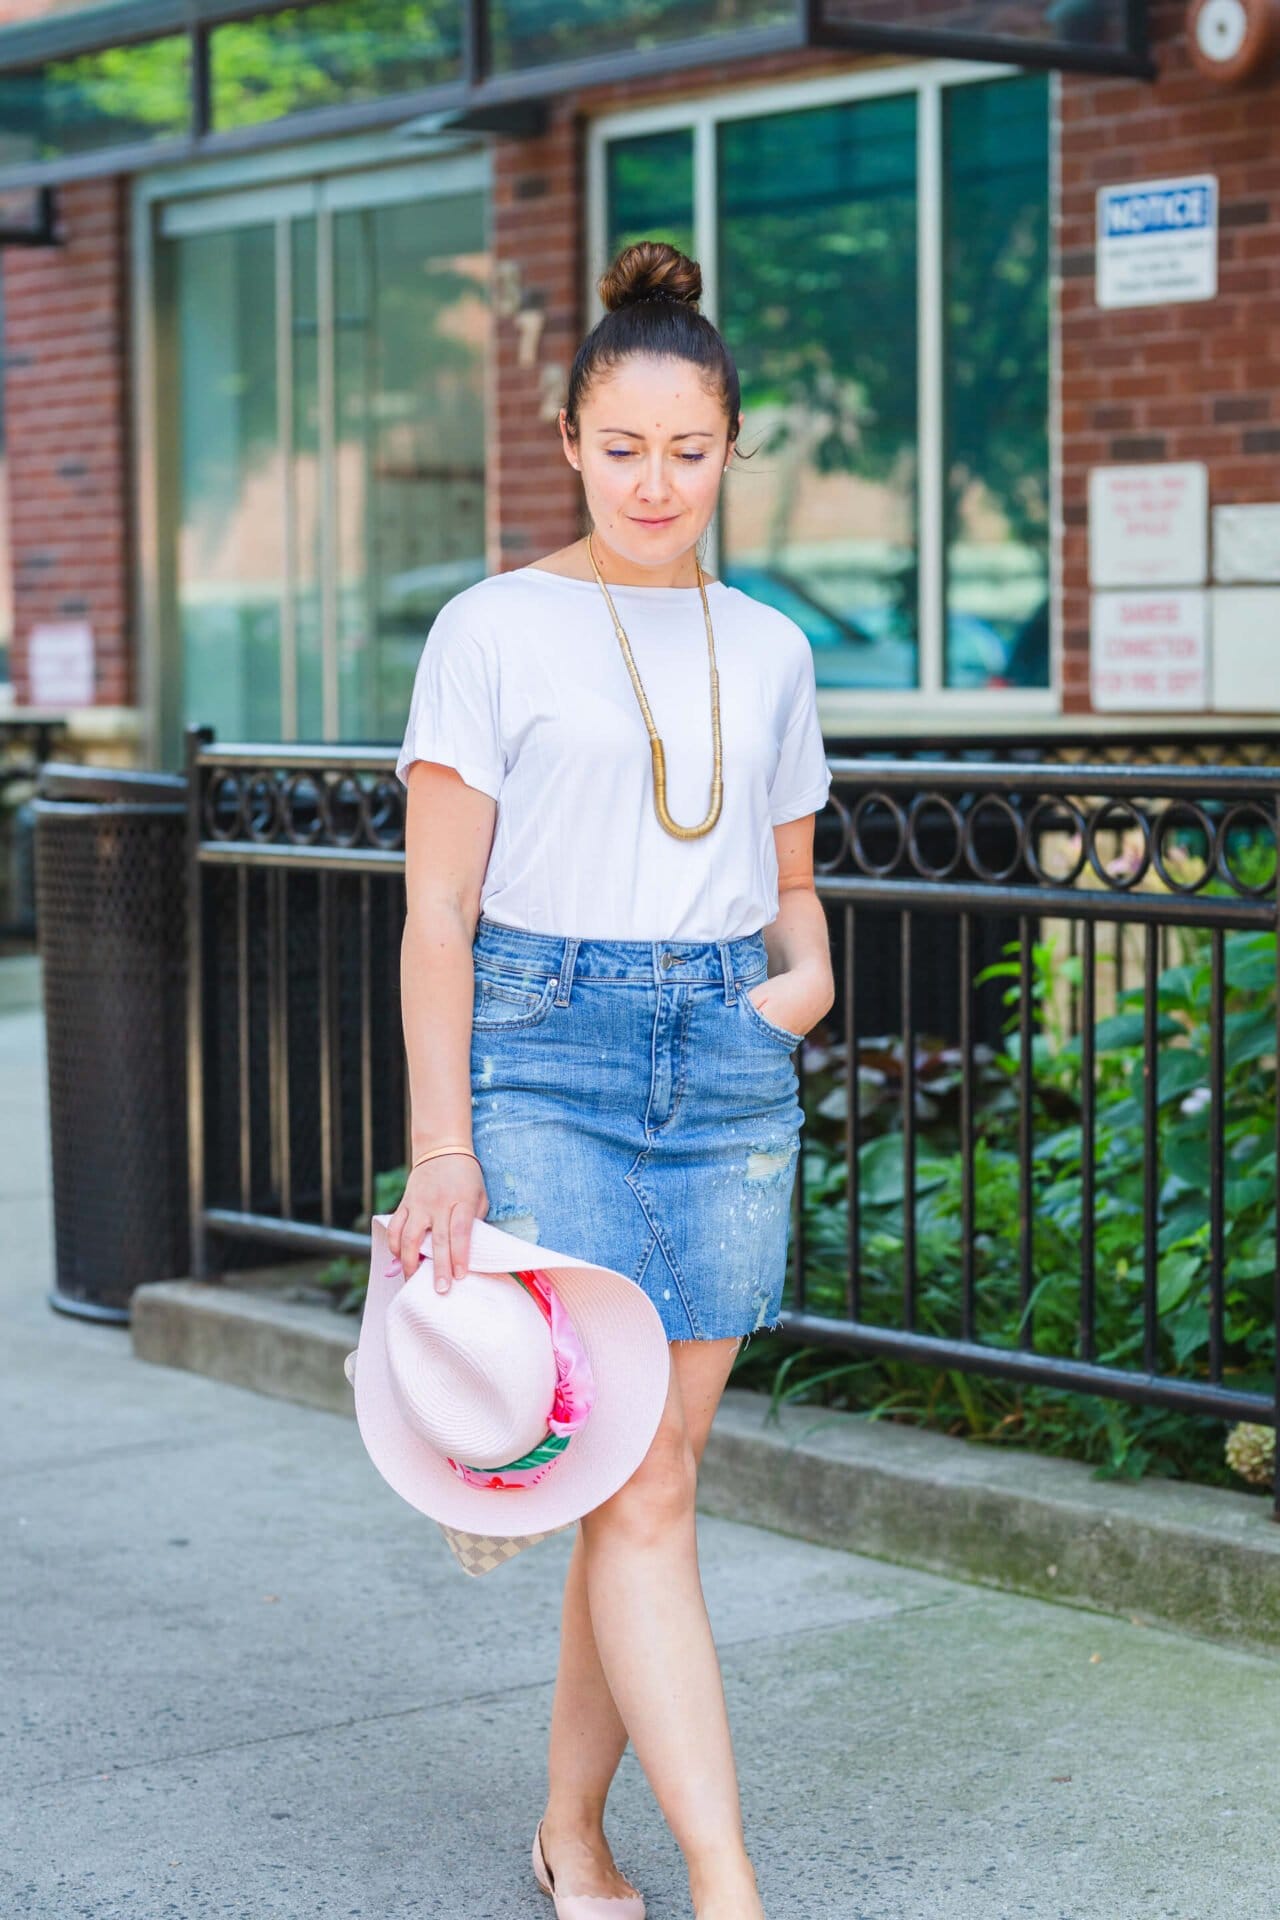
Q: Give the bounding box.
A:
[1096,175,1217,309]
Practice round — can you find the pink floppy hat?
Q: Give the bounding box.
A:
[346,1211,671,1574]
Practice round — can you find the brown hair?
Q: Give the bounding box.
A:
[563,240,743,450]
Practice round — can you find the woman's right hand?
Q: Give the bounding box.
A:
[387,1155,489,1292]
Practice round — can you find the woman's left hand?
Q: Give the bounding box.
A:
[746,965,832,1039]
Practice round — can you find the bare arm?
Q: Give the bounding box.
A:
[387,759,497,1288]
[750,814,834,1036]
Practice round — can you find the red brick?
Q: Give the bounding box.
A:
[3,177,132,708]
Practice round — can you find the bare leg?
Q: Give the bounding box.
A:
[538,1337,748,1907]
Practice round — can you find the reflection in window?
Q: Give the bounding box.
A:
[0,36,188,164]
[718,94,919,691]
[0,271,8,693]
[605,128,694,261]
[331,192,489,741]
[211,0,461,131]
[943,74,1049,691]
[821,0,1133,56]
[175,223,283,743]
[490,0,791,71]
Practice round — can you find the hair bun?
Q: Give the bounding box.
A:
[598,240,702,314]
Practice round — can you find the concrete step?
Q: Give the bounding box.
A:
[131,1275,1280,1658]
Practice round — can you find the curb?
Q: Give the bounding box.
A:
[132,1277,354,1418]
[131,1278,1280,1656]
[699,1389,1280,1656]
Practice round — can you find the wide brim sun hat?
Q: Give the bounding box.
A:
[345,1211,671,1575]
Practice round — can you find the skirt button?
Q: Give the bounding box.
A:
[660,953,673,969]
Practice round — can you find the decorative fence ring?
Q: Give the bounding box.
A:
[850,791,907,878]
[323,772,371,850]
[1084,798,1152,892]
[280,771,328,846]
[243,771,282,844]
[1150,800,1216,896]
[814,791,853,877]
[961,793,1024,885]
[203,770,246,842]
[365,776,407,851]
[1023,796,1088,887]
[1214,801,1277,899]
[907,791,963,881]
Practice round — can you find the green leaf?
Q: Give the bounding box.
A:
[1094,1011,1147,1051]
[1164,1132,1209,1188]
[1128,1047,1207,1107]
[1225,932,1276,993]
[1224,1176,1274,1212]
[1225,1009,1276,1072]
[1093,1010,1181,1053]
[1171,1304,1210,1367]
[1154,962,1207,1008]
[1157,1248,1202,1315]
[857,1133,949,1206]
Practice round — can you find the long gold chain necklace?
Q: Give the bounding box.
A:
[585,530,723,841]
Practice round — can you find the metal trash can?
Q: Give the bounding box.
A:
[33,764,190,1321]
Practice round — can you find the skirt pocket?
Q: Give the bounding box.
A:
[737,985,805,1050]
[471,964,557,1031]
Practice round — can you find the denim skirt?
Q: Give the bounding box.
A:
[468,913,806,1343]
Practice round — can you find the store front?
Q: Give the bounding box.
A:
[139,149,489,762]
[0,1,1276,761]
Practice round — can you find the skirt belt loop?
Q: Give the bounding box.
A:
[554,936,580,1007]
[717,939,737,1005]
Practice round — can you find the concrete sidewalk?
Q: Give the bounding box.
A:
[3,992,1279,1920]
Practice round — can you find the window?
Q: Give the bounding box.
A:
[594,66,1051,702]
[0,269,8,694]
[0,37,189,165]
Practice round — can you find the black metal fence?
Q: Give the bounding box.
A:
[185,725,1280,1506]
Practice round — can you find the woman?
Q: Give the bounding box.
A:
[387,239,833,1920]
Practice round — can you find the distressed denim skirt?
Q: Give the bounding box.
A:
[468,913,805,1343]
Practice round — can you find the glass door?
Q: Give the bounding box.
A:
[155,157,490,753]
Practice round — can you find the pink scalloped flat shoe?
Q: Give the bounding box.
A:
[532,1819,646,1918]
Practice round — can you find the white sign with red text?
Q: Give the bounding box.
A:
[1090,590,1209,711]
[1089,463,1208,588]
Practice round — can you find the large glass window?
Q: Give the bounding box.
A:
[943,73,1049,692]
[0,37,189,165]
[718,94,919,691]
[599,70,1051,699]
[606,128,694,261]
[489,0,792,72]
[159,168,489,754]
[211,0,462,132]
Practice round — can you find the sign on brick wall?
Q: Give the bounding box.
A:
[28,622,95,708]
[1090,591,1208,711]
[1088,463,1208,588]
[1096,176,1217,309]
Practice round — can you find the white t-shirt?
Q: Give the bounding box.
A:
[395,564,833,941]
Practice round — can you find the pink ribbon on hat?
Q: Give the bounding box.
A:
[381,1257,596,1491]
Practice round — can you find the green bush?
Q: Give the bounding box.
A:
[734,921,1277,1492]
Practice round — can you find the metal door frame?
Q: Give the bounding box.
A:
[132,136,491,768]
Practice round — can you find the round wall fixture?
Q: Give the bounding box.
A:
[1186,0,1280,82]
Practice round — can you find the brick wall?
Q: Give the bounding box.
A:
[3,178,133,708]
[1058,0,1280,712]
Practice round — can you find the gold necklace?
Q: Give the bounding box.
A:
[586,531,723,841]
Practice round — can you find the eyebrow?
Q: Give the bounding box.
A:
[593,427,717,439]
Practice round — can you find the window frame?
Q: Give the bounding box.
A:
[586,61,1061,730]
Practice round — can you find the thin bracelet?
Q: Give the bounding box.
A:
[411,1144,481,1172]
